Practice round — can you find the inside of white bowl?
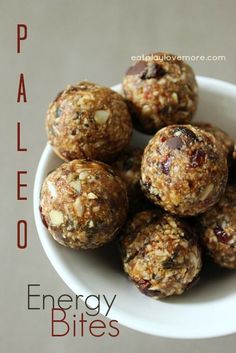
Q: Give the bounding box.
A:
[34,77,236,339]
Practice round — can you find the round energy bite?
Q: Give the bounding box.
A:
[111,147,150,213]
[123,52,198,134]
[200,184,236,269]
[194,122,234,159]
[40,160,128,249]
[120,210,202,299]
[46,81,132,162]
[141,125,228,216]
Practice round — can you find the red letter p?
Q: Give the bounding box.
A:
[17,24,27,53]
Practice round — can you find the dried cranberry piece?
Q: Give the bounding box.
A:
[61,150,81,160]
[160,136,167,143]
[136,279,151,291]
[136,279,162,297]
[71,128,77,135]
[39,206,48,229]
[214,226,229,244]
[126,61,147,76]
[166,136,183,150]
[190,149,206,168]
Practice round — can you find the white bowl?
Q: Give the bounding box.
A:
[34,77,236,339]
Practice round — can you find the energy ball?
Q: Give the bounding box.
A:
[120,210,202,299]
[46,81,132,162]
[123,52,198,134]
[194,122,234,160]
[141,125,228,216]
[200,184,236,269]
[40,159,128,249]
[111,147,150,213]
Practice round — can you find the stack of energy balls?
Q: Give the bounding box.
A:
[40,52,236,300]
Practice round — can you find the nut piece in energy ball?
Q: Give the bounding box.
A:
[194,122,234,160]
[120,210,202,299]
[123,52,198,134]
[200,184,236,269]
[111,147,151,213]
[40,160,128,249]
[141,125,228,216]
[46,81,132,162]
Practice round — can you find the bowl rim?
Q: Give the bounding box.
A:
[33,76,236,339]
